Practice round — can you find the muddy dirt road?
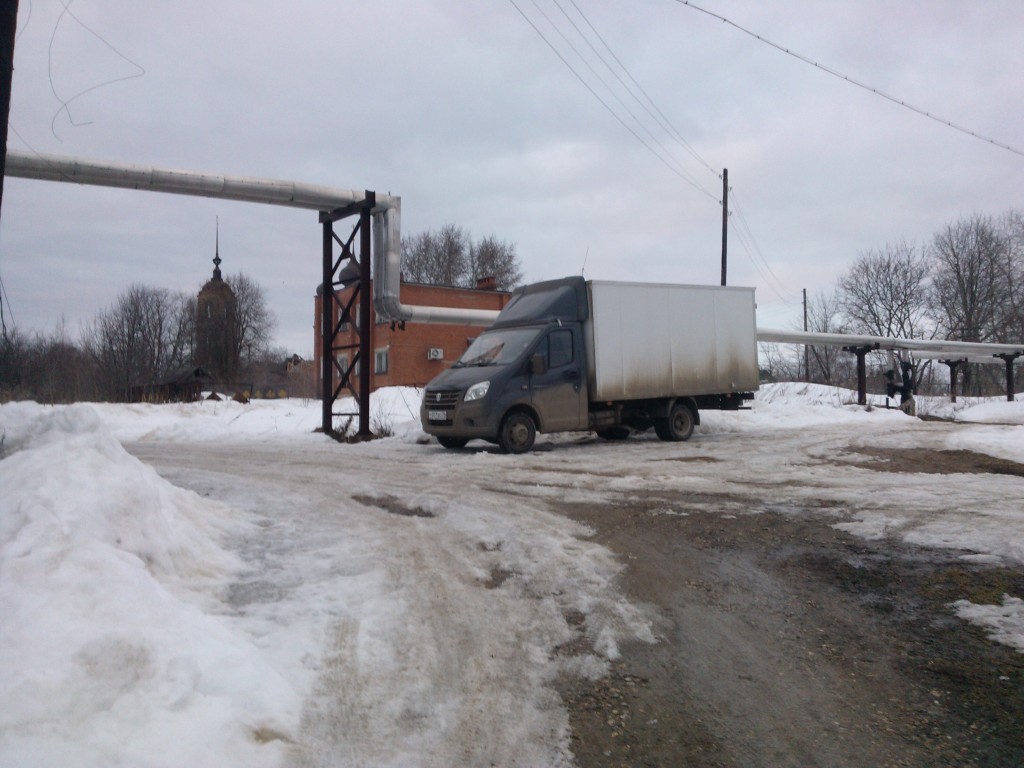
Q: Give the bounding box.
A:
[554,448,1024,767]
[128,410,1024,767]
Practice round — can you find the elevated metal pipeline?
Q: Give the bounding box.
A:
[371,207,499,326]
[5,149,500,327]
[5,149,397,211]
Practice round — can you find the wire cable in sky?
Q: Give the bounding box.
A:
[673,0,1024,159]
[48,0,146,141]
[513,1,795,298]
[729,188,799,306]
[535,0,709,193]
[565,0,719,178]
[509,0,719,201]
[15,0,32,43]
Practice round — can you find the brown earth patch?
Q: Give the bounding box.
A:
[847,448,1024,477]
[352,493,434,518]
[553,497,1024,767]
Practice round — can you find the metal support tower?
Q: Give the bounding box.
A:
[942,359,963,403]
[843,344,877,406]
[997,353,1019,402]
[320,192,375,438]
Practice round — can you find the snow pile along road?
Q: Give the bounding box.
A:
[1,393,657,767]
[0,403,299,768]
[1,384,1022,767]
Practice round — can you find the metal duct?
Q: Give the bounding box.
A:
[6,149,501,328]
[371,209,500,327]
[5,149,398,211]
[757,327,1024,360]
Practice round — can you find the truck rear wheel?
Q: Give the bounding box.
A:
[499,412,536,454]
[655,402,695,442]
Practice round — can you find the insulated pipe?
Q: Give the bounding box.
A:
[371,205,499,327]
[7,149,500,328]
[757,327,1024,360]
[5,149,399,212]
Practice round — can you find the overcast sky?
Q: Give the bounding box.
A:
[3,0,1022,356]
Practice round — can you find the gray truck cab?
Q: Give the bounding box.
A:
[421,277,589,453]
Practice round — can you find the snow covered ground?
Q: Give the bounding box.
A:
[1,384,1022,767]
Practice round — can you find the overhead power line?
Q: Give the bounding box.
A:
[509,0,719,201]
[510,1,787,295]
[673,0,1024,158]
[48,0,146,140]
[728,189,797,305]
[560,0,719,177]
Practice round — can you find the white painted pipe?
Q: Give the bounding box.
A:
[4,149,398,211]
[371,204,499,327]
[6,149,500,327]
[757,327,1024,360]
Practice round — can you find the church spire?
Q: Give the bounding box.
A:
[212,217,223,281]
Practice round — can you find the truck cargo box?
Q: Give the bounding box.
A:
[584,281,759,401]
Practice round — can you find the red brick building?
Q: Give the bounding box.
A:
[313,279,512,392]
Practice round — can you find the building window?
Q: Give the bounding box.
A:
[375,348,389,375]
[335,353,349,374]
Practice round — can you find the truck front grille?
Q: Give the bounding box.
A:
[424,389,461,409]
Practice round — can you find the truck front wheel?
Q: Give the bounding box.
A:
[499,412,536,454]
[655,402,695,442]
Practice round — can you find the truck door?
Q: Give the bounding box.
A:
[530,328,587,431]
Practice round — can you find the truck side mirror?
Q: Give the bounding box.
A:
[528,353,547,376]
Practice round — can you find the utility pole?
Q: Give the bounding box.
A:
[803,288,809,382]
[0,0,19,230]
[720,168,728,286]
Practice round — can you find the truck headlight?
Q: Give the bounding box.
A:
[464,381,490,401]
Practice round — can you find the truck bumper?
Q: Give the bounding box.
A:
[421,399,501,441]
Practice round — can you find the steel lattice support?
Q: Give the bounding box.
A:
[320,192,375,438]
[942,359,963,403]
[843,344,878,406]
[997,353,1019,402]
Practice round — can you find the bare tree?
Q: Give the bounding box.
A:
[401,225,522,290]
[804,290,852,385]
[928,215,1005,343]
[0,322,102,404]
[401,224,469,287]
[83,285,194,401]
[837,241,932,389]
[0,325,26,400]
[399,230,436,285]
[928,213,1021,395]
[757,343,801,383]
[468,235,523,290]
[996,210,1024,344]
[839,242,931,338]
[224,272,276,374]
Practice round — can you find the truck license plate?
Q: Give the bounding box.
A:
[428,409,447,421]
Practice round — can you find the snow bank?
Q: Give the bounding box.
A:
[87,387,427,445]
[2,384,1022,763]
[0,403,298,768]
[919,395,1024,425]
[952,596,1024,654]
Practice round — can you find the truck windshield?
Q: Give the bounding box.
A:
[454,328,540,367]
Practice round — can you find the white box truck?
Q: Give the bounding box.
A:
[421,276,759,453]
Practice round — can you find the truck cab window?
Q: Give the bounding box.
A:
[548,329,574,368]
